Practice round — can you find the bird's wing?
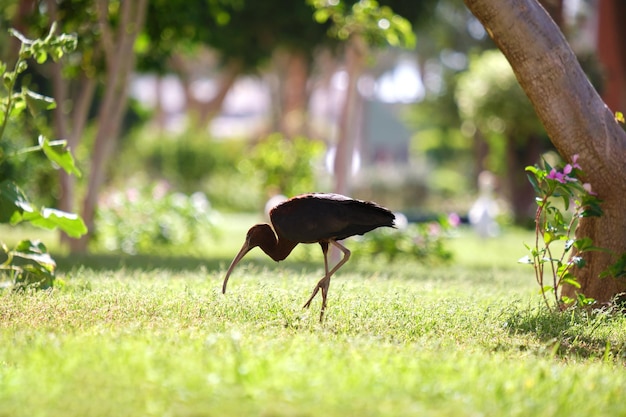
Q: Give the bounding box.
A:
[270,194,395,243]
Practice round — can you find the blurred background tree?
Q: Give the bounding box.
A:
[455,49,548,225]
[0,0,620,254]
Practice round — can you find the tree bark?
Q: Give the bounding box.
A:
[596,0,626,112]
[278,50,309,139]
[195,59,241,128]
[171,53,242,130]
[333,35,366,196]
[70,0,148,252]
[46,0,98,246]
[464,0,626,302]
[505,134,543,225]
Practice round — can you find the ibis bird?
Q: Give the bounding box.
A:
[222,193,396,321]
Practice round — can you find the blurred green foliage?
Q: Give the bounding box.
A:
[353,215,457,264]
[114,130,324,212]
[115,129,259,211]
[0,121,57,207]
[240,133,324,198]
[0,24,85,289]
[456,50,546,175]
[95,183,219,255]
[457,50,543,136]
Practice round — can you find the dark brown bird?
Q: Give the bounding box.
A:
[222,193,395,321]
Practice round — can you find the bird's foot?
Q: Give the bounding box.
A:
[302,285,321,309]
[303,277,330,323]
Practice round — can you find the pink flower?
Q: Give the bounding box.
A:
[563,164,573,175]
[571,154,581,170]
[547,168,576,184]
[448,212,461,228]
[427,222,441,236]
[582,183,597,196]
[547,168,564,183]
[126,188,140,203]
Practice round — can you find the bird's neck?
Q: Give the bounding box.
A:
[260,231,297,262]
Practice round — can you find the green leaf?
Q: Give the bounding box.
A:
[580,195,603,217]
[543,231,554,244]
[556,263,569,276]
[571,256,586,268]
[562,276,581,289]
[517,255,533,265]
[0,180,86,236]
[0,180,34,224]
[313,9,331,23]
[4,239,56,289]
[22,207,87,238]
[543,158,554,173]
[526,172,542,195]
[12,239,56,272]
[23,88,56,116]
[576,293,595,307]
[561,194,570,211]
[10,95,26,118]
[385,32,399,47]
[34,50,47,64]
[39,135,82,177]
[540,285,555,294]
[573,237,593,252]
[600,253,626,279]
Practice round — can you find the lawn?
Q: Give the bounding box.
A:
[1,221,625,416]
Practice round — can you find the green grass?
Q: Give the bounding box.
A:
[1,225,626,416]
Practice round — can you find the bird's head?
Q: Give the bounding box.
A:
[222,224,274,294]
[245,224,274,248]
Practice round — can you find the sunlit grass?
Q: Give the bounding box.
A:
[1,225,626,416]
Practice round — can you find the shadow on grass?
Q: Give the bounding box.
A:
[503,305,626,361]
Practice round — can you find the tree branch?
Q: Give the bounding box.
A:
[96,0,115,66]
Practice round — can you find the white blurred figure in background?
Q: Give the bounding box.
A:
[264,193,288,220]
[469,171,500,238]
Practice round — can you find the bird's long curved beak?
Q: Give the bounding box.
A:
[222,241,252,294]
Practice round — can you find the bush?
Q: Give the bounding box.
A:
[114,128,257,211]
[239,133,324,198]
[353,214,458,264]
[0,25,85,289]
[95,182,219,254]
[117,129,326,213]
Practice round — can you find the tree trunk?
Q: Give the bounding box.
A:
[70,0,148,252]
[195,59,241,128]
[8,0,36,63]
[505,134,543,226]
[171,54,242,130]
[46,0,98,246]
[464,0,626,302]
[333,35,366,196]
[538,0,563,28]
[596,0,626,112]
[278,50,309,139]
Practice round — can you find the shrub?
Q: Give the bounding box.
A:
[520,154,602,310]
[239,133,324,198]
[0,24,86,289]
[95,182,219,254]
[353,214,458,264]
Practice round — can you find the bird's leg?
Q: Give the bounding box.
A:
[303,240,351,322]
[303,241,329,310]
